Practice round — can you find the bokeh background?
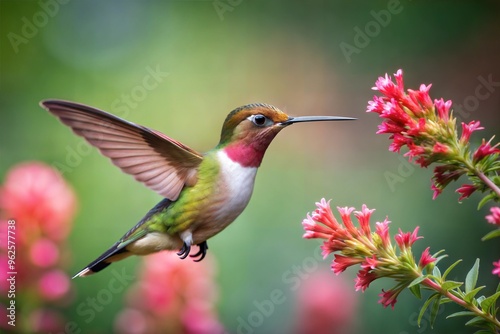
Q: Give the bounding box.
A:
[1,1,500,333]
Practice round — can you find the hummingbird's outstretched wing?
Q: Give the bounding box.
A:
[41,100,203,201]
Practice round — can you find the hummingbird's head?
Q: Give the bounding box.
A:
[217,103,355,167]
[218,103,289,148]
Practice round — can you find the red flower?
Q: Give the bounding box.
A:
[354,204,375,237]
[456,184,477,201]
[418,247,437,269]
[473,139,500,163]
[378,289,400,309]
[375,219,391,247]
[372,70,405,100]
[407,83,433,110]
[460,120,484,143]
[355,267,378,292]
[434,98,452,122]
[332,255,363,274]
[432,142,449,155]
[394,227,421,249]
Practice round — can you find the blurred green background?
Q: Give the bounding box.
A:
[1,0,499,333]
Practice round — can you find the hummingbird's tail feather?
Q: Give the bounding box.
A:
[72,243,132,278]
[73,199,173,278]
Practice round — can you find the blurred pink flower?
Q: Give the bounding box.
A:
[0,162,77,333]
[38,270,71,300]
[114,308,149,334]
[115,250,223,334]
[29,308,65,333]
[0,162,77,241]
[295,271,357,334]
[30,238,60,268]
[486,207,500,226]
[493,260,500,277]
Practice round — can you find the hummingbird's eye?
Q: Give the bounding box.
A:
[252,114,268,127]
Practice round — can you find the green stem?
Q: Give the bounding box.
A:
[421,278,500,331]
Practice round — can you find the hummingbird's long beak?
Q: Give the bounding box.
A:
[280,116,356,126]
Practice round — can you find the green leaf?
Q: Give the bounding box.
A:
[465,316,487,327]
[433,266,442,280]
[409,275,427,287]
[473,330,495,334]
[418,293,438,327]
[464,286,486,304]
[409,284,422,299]
[442,259,462,280]
[439,297,451,305]
[430,295,442,328]
[480,291,500,313]
[446,311,476,319]
[477,193,496,209]
[441,281,463,291]
[481,229,500,241]
[465,259,480,294]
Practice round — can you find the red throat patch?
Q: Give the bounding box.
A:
[223,144,266,168]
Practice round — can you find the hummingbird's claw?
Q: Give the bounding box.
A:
[177,242,191,259]
[190,241,209,262]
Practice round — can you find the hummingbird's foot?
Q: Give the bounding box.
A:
[177,242,191,259]
[190,241,208,262]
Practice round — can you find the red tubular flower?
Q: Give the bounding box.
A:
[407,83,433,111]
[432,143,449,155]
[378,288,401,309]
[456,184,477,201]
[375,220,391,247]
[418,247,437,269]
[332,255,363,274]
[434,98,452,122]
[355,267,378,292]
[354,205,375,237]
[460,121,484,143]
[473,139,500,163]
[394,227,421,249]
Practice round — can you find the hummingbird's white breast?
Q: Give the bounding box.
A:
[214,150,258,221]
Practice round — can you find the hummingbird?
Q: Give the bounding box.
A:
[40,100,354,278]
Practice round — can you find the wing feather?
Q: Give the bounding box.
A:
[41,100,203,200]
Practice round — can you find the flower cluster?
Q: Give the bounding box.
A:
[367,69,500,202]
[114,251,224,334]
[0,162,77,332]
[302,199,435,309]
[367,69,500,278]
